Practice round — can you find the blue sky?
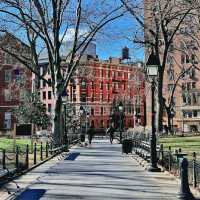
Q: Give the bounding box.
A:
[94,4,144,62]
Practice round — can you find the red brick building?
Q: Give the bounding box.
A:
[39,56,146,134]
[0,34,32,135]
[76,57,146,132]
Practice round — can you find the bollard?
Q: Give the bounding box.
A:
[168,146,172,171]
[25,144,29,169]
[40,142,43,161]
[34,143,37,165]
[178,158,195,200]
[2,149,6,169]
[46,142,49,158]
[192,152,197,188]
[16,146,19,170]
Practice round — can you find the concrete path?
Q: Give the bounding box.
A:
[1,139,194,200]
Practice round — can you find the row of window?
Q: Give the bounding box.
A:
[183,110,200,118]
[82,81,132,91]
[42,91,52,100]
[182,92,200,106]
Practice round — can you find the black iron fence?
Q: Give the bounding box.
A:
[131,135,200,189]
[0,133,80,186]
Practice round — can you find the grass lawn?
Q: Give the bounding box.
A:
[0,137,45,152]
[158,135,200,159]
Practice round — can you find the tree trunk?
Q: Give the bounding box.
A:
[156,72,164,133]
[52,95,63,147]
[167,111,172,134]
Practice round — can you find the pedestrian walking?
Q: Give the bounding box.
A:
[87,124,95,146]
[107,124,115,144]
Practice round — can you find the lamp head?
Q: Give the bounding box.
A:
[146,50,159,77]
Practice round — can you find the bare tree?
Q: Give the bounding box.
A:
[0,0,125,146]
[121,0,198,132]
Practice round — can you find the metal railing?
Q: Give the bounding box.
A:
[131,135,200,189]
[0,133,80,189]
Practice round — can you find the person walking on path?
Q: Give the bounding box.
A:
[107,124,115,144]
[87,124,95,146]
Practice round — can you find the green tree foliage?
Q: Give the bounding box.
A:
[13,92,50,129]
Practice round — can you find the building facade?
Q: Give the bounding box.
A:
[39,56,146,134]
[144,0,200,133]
[0,35,32,134]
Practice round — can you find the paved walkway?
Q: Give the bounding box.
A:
[1,139,196,199]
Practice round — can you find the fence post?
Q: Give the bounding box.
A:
[192,152,197,188]
[168,146,172,171]
[16,146,19,170]
[160,144,164,166]
[40,142,43,161]
[46,142,49,158]
[25,144,29,169]
[2,149,6,169]
[50,142,53,155]
[34,143,37,165]
[178,158,195,200]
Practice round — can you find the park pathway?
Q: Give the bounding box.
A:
[2,139,190,200]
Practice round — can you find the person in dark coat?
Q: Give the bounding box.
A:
[107,124,115,144]
[87,125,95,146]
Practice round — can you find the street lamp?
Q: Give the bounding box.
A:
[118,102,124,143]
[146,50,161,172]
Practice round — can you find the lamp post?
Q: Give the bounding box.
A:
[146,50,161,172]
[170,107,175,134]
[118,102,124,144]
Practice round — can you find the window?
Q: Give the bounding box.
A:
[106,83,109,90]
[193,110,198,117]
[48,79,51,86]
[73,94,76,102]
[4,89,11,101]
[91,95,94,102]
[43,80,46,88]
[91,82,94,89]
[190,68,195,79]
[192,82,196,89]
[81,80,86,89]
[168,84,174,91]
[182,94,186,104]
[100,69,103,77]
[91,108,94,115]
[48,104,51,112]
[101,107,103,115]
[186,55,190,63]
[4,70,12,82]
[43,91,46,100]
[48,91,51,99]
[100,82,103,89]
[4,112,11,129]
[167,68,174,81]
[100,120,104,128]
[106,70,109,78]
[101,93,103,101]
[181,54,185,64]
[193,93,197,104]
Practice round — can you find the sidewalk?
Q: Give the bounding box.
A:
[1,139,197,200]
